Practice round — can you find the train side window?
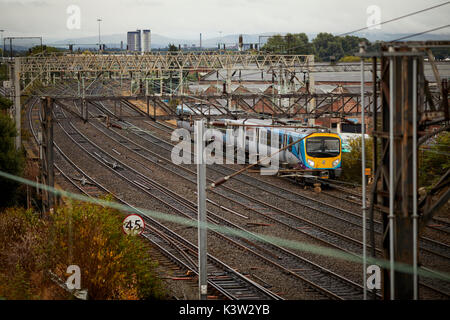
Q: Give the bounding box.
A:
[266,129,271,145]
[288,136,293,151]
[246,128,255,140]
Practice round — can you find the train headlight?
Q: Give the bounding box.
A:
[332,159,340,167]
[307,159,315,167]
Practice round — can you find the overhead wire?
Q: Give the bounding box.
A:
[337,1,450,37]
[0,169,449,284]
[391,24,450,41]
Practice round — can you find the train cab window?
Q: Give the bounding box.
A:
[306,137,340,158]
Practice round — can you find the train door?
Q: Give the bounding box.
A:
[256,127,260,155]
[278,131,287,151]
[289,134,300,159]
[244,126,257,163]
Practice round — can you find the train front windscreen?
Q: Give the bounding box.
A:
[306,137,340,158]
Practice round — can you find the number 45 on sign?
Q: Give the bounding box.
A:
[122,214,145,236]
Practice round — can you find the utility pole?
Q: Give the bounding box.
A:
[226,65,232,111]
[306,55,315,126]
[359,42,367,300]
[370,44,424,300]
[81,75,87,122]
[40,97,54,214]
[195,119,208,300]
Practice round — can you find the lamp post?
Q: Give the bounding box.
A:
[97,19,102,52]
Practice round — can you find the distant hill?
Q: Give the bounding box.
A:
[48,33,181,49]
[7,31,449,51]
[350,31,449,42]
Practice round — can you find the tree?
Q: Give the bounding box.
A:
[264,34,285,53]
[263,32,370,61]
[0,63,8,82]
[45,200,167,299]
[312,33,344,61]
[339,136,373,183]
[419,132,450,188]
[0,110,24,208]
[0,202,167,299]
[287,33,312,54]
[311,33,370,61]
[168,43,178,52]
[340,35,369,56]
[0,96,13,110]
[26,45,62,56]
[263,33,313,55]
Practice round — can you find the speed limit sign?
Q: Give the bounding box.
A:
[122,214,145,235]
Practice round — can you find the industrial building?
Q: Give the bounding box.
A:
[127,29,151,53]
[127,29,141,52]
[142,29,151,52]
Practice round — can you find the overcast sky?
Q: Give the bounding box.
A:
[0,0,449,40]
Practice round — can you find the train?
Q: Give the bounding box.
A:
[177,118,342,179]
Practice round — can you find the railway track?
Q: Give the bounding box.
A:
[147,119,450,237]
[27,98,282,301]
[143,119,450,295]
[155,119,450,246]
[50,101,373,300]
[107,111,450,262]
[316,179,450,237]
[80,100,449,298]
[22,79,450,298]
[92,104,450,297]
[87,108,375,256]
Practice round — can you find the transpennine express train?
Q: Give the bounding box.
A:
[177,118,342,179]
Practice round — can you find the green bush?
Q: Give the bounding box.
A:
[45,199,167,300]
[0,207,45,299]
[339,136,373,183]
[0,202,167,300]
[0,96,13,110]
[0,113,24,208]
[419,132,450,189]
[339,132,450,189]
[0,63,7,82]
